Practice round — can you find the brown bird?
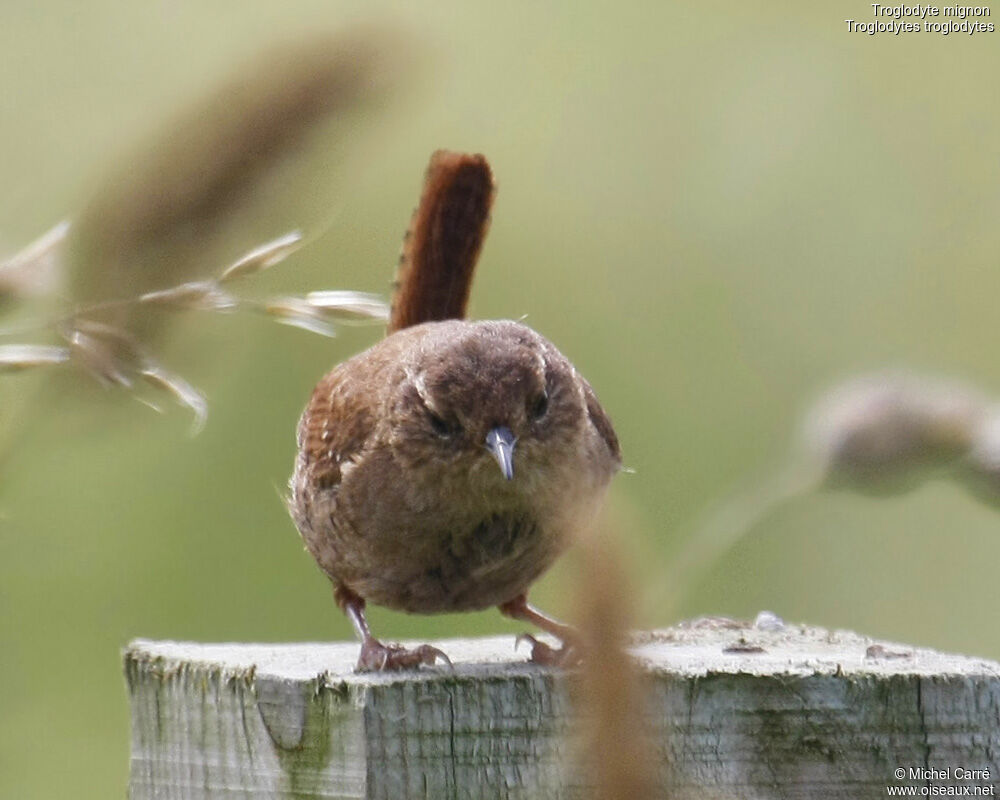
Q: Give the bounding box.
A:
[290,151,621,671]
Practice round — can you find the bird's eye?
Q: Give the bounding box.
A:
[427,410,458,438]
[529,391,549,421]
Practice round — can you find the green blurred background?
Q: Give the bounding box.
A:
[3,1,1000,796]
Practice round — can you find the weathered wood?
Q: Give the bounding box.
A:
[125,617,1000,799]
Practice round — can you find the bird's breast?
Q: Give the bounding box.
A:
[306,435,612,614]
[351,505,558,613]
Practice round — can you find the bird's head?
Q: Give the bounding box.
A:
[389,320,586,484]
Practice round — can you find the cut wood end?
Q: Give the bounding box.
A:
[124,617,1000,687]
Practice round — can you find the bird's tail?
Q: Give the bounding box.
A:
[387,151,496,334]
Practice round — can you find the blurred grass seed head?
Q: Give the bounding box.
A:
[0,28,409,429]
[69,27,415,309]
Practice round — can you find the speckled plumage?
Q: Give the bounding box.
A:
[288,150,620,670]
[290,318,621,615]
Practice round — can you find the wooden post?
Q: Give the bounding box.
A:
[124,617,1000,799]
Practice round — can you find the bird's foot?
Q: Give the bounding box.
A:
[356,638,452,673]
[515,633,583,668]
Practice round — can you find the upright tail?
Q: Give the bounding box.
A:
[387,151,496,334]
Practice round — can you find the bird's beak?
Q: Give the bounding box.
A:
[485,426,516,481]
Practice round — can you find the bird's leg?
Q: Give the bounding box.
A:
[334,585,451,672]
[498,593,583,667]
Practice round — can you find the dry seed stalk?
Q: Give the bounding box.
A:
[575,528,659,799]
[0,220,69,301]
[0,28,410,441]
[0,227,388,430]
[661,370,1000,612]
[69,29,411,309]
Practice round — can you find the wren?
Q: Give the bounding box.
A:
[289,151,621,671]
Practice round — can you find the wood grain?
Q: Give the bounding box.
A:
[124,619,1000,799]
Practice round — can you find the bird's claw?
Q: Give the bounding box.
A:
[356,640,453,673]
[514,633,583,668]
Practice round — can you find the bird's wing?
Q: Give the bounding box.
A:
[297,364,377,491]
[581,378,622,465]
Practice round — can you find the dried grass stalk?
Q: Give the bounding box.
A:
[574,530,659,800]
[662,370,1000,613]
[55,316,209,429]
[218,231,304,283]
[140,365,208,434]
[264,302,340,338]
[264,291,389,337]
[0,344,71,371]
[301,290,390,322]
[0,220,69,300]
[62,318,146,388]
[139,281,238,312]
[804,371,985,478]
[2,27,413,434]
[70,28,412,307]
[0,223,388,430]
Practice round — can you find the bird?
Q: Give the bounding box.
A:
[289,151,621,671]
